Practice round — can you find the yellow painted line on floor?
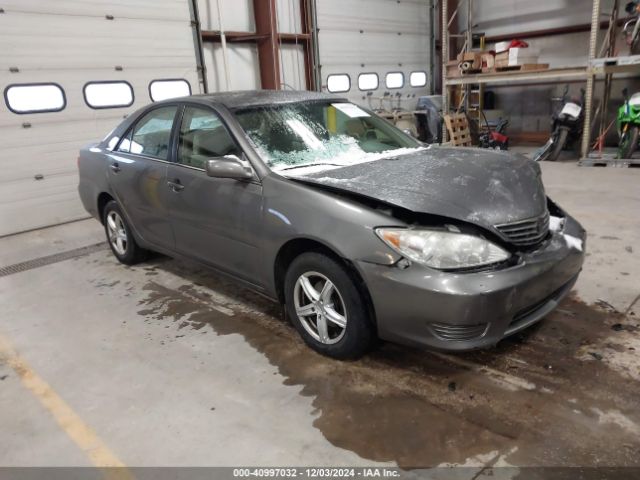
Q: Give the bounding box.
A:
[0,332,134,480]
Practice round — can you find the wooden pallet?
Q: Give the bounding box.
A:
[444,113,471,147]
[579,152,640,167]
[495,63,549,72]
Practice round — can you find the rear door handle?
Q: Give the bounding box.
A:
[110,162,121,173]
[167,179,184,192]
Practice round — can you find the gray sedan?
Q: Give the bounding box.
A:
[78,90,585,359]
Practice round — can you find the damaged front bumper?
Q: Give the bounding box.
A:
[357,214,586,351]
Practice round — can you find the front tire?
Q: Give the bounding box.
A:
[284,252,375,360]
[546,127,569,162]
[619,125,639,159]
[103,200,148,265]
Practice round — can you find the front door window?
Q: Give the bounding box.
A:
[178,107,242,169]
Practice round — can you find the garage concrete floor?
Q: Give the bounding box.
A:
[1,162,639,471]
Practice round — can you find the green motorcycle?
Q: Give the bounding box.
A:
[618,88,640,159]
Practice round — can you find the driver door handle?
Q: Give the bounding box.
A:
[110,162,121,173]
[167,178,184,192]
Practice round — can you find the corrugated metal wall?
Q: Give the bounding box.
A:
[0,0,201,236]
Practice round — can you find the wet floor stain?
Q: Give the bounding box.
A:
[127,258,640,468]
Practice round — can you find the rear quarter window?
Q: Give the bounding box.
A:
[118,106,177,159]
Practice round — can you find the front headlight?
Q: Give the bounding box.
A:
[375,228,510,270]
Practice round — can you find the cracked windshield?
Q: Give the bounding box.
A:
[234,101,423,172]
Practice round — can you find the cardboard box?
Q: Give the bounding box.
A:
[446,60,461,78]
[509,47,539,65]
[457,52,480,62]
[456,52,483,72]
[494,41,510,53]
[494,52,509,68]
[495,48,539,68]
[481,52,495,71]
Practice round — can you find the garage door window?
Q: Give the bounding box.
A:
[385,72,404,89]
[326,74,350,93]
[84,81,134,109]
[149,79,191,102]
[118,106,177,160]
[358,73,378,91]
[4,83,66,114]
[410,71,427,88]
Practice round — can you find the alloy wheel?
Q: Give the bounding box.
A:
[106,211,128,256]
[293,271,347,345]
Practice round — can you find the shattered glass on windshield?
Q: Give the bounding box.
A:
[234,101,423,173]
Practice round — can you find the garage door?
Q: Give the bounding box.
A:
[317,0,431,106]
[0,0,201,236]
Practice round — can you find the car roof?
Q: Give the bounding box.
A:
[160,90,347,110]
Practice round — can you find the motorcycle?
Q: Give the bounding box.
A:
[534,85,585,162]
[617,88,640,159]
[478,111,509,150]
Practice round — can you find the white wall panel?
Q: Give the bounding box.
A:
[316,0,431,108]
[276,0,302,34]
[203,43,261,92]
[0,0,200,236]
[280,44,306,90]
[1,15,196,72]
[466,0,615,39]
[197,0,254,31]
[2,0,191,20]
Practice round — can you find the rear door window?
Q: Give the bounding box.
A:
[123,106,177,160]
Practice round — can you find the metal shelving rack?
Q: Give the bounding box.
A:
[440,0,640,161]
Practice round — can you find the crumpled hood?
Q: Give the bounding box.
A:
[287,146,547,230]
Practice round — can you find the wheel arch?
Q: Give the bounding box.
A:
[273,237,378,333]
[97,192,115,224]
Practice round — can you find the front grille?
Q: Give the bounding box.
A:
[494,211,550,247]
[429,323,489,341]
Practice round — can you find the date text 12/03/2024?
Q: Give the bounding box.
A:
[233,468,400,478]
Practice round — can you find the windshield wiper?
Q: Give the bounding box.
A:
[278,162,343,171]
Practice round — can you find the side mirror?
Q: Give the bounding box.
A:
[205,155,253,180]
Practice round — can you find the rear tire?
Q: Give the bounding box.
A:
[619,125,639,159]
[284,252,375,360]
[546,127,569,162]
[103,200,148,265]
